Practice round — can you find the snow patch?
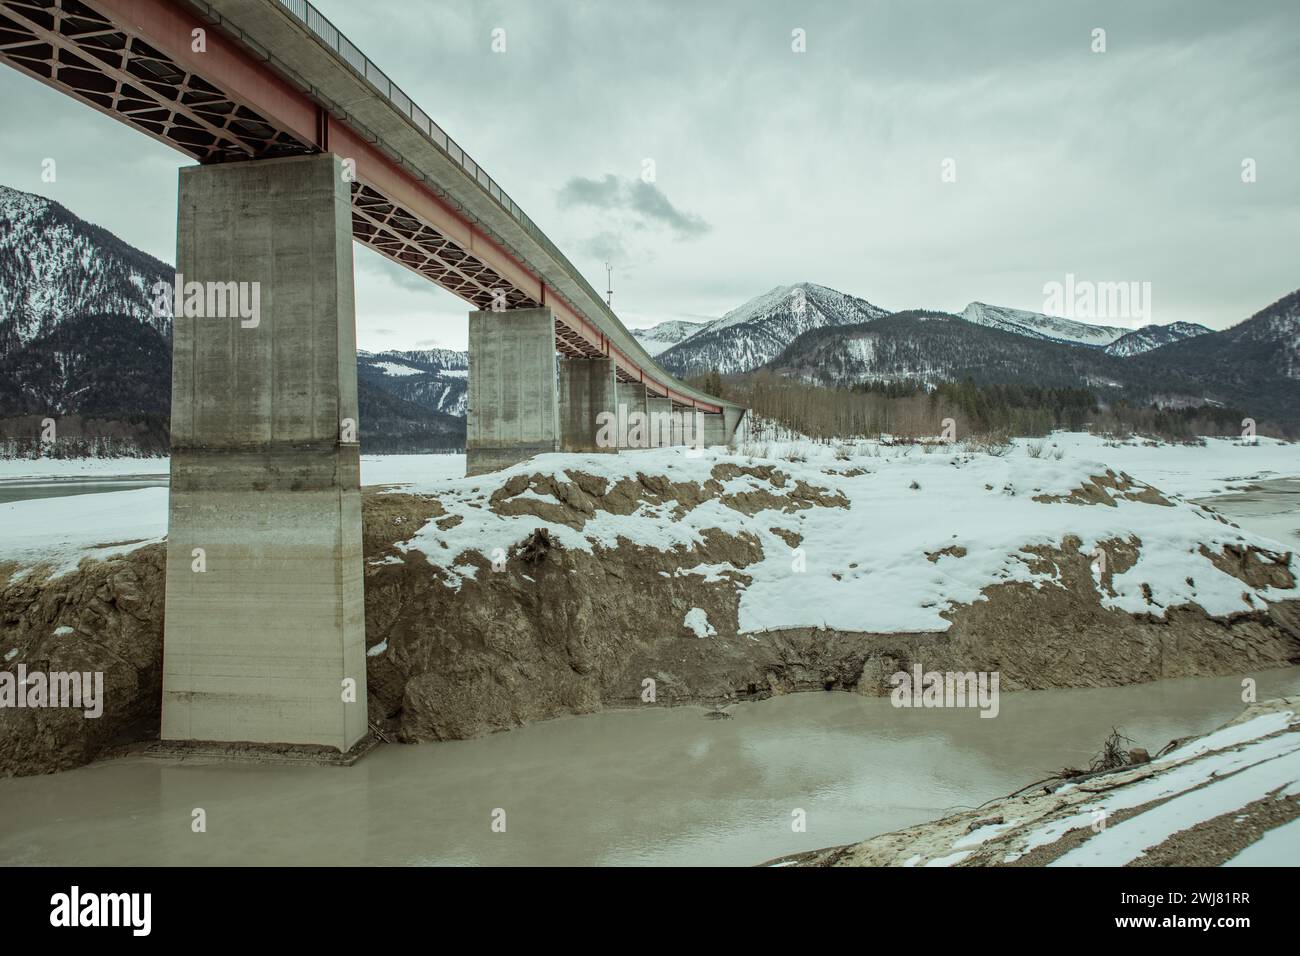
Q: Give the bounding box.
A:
[684,607,716,639]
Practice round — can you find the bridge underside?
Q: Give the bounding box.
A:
[0,0,701,379]
[0,0,742,750]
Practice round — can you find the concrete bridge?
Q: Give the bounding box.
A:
[0,0,746,752]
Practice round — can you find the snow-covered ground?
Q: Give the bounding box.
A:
[360,453,466,488]
[2,436,1298,635]
[0,487,168,575]
[388,439,1298,632]
[1033,433,1299,500]
[0,457,168,480]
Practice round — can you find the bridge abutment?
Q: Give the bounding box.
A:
[724,406,747,446]
[466,307,562,475]
[162,153,367,752]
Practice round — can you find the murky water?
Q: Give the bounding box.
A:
[0,476,167,505]
[1194,478,1300,545]
[2,669,1297,866]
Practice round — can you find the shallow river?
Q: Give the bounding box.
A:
[0,476,167,504]
[2,668,1298,866]
[1193,477,1300,545]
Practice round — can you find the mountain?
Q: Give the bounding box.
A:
[0,185,174,454]
[658,282,889,376]
[959,301,1128,348]
[0,184,464,455]
[358,348,468,418]
[659,282,1224,383]
[630,319,705,356]
[1103,322,1211,357]
[766,292,1300,431]
[768,311,1133,391]
[1122,289,1300,425]
[0,185,172,355]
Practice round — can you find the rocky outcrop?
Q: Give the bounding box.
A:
[0,546,164,776]
[363,502,1300,742]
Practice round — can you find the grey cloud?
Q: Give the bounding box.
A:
[576,230,629,263]
[558,174,710,239]
[3,0,1297,350]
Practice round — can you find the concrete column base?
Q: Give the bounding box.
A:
[163,444,365,748]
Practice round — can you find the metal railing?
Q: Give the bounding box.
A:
[274,0,619,334]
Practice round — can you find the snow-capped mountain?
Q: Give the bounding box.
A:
[374,347,469,373]
[959,302,1128,348]
[0,184,172,356]
[1137,289,1300,386]
[1103,322,1211,357]
[357,348,468,417]
[658,282,889,376]
[767,292,1300,429]
[0,184,465,454]
[768,310,1122,389]
[630,319,705,356]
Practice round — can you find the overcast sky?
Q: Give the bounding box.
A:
[1,0,1297,350]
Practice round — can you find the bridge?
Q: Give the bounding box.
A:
[0,0,746,752]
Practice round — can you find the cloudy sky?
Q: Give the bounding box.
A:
[1,0,1297,350]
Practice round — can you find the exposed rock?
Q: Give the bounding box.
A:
[1033,469,1173,507]
[0,546,165,776]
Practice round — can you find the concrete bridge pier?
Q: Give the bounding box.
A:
[724,407,747,446]
[615,382,649,448]
[162,153,367,752]
[703,412,727,447]
[647,394,673,447]
[668,405,685,446]
[466,307,561,475]
[558,356,616,453]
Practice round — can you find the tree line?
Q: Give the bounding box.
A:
[694,370,1286,443]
